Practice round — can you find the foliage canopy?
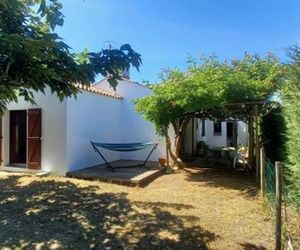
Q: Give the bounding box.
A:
[135,54,284,136]
[135,54,284,168]
[0,0,141,113]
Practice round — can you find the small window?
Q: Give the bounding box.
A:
[213,122,222,135]
[201,120,205,136]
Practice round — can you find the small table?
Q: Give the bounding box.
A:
[209,147,236,168]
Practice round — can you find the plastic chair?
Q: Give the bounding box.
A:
[232,147,248,168]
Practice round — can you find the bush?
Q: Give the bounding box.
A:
[282,46,300,212]
[260,106,286,163]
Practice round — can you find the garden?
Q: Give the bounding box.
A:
[0,169,274,249]
[1,0,300,249]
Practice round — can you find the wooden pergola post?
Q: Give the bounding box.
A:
[191,117,195,156]
[254,104,260,180]
[260,147,265,198]
[248,112,254,168]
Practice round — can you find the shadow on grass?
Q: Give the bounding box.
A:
[183,166,258,199]
[239,242,267,250]
[0,175,216,249]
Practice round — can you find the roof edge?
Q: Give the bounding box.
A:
[74,83,123,99]
[93,77,149,89]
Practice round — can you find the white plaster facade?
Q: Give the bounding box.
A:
[2,88,67,174]
[94,79,165,161]
[0,79,165,175]
[197,119,248,149]
[183,118,248,156]
[65,91,123,173]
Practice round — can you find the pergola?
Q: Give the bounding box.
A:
[186,100,265,179]
[225,100,265,178]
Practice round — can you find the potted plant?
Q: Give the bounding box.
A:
[158,158,166,166]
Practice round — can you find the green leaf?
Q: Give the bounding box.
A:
[0,0,141,113]
[37,0,46,13]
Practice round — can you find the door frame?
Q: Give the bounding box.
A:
[9,110,28,166]
[226,121,238,147]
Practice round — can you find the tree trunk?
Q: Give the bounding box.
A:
[166,116,192,169]
[164,131,183,169]
[175,116,192,158]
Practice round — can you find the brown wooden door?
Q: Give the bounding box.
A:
[0,117,2,165]
[10,111,27,164]
[27,109,42,170]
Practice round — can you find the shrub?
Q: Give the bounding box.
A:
[260,106,286,163]
[282,46,300,212]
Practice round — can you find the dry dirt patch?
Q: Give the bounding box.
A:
[0,168,274,249]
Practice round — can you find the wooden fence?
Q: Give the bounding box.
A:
[260,147,282,249]
[260,147,295,250]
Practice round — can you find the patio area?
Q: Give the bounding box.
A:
[66,160,165,187]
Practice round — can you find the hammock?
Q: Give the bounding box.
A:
[90,141,158,172]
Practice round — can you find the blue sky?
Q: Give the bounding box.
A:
[57,0,300,83]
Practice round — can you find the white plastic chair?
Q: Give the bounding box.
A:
[232,147,248,168]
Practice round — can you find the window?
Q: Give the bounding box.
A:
[213,122,222,135]
[201,120,205,136]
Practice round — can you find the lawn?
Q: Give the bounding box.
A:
[0,168,274,249]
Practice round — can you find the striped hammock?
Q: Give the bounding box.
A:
[90,141,158,172]
[91,142,156,152]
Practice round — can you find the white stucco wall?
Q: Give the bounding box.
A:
[237,122,248,146]
[183,119,198,156]
[66,91,122,172]
[2,88,67,174]
[202,120,227,148]
[1,79,170,174]
[197,119,248,148]
[95,79,165,161]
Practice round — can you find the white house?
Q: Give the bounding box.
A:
[197,119,248,148]
[0,78,164,175]
[183,119,248,156]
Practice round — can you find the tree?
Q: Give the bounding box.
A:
[135,54,284,168]
[0,0,142,113]
[282,45,300,211]
[260,105,286,163]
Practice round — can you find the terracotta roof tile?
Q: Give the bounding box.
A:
[94,77,149,88]
[74,83,122,99]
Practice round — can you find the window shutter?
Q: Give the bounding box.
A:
[27,109,42,169]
